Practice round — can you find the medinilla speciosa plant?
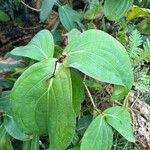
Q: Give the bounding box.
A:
[9,29,135,150]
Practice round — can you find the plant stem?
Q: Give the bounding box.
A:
[83,76,101,114]
[123,92,130,107]
[31,135,39,150]
[131,90,139,108]
[21,0,40,12]
[55,1,61,7]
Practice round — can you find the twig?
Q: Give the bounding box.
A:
[131,90,140,108]
[51,20,60,32]
[19,24,46,30]
[21,0,40,12]
[39,140,45,149]
[83,76,101,113]
[55,1,61,7]
[123,92,130,107]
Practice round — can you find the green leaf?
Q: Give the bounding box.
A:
[10,30,54,61]
[48,66,76,149]
[66,29,81,44]
[0,91,11,115]
[77,114,92,136]
[143,40,150,62]
[59,4,81,31]
[64,29,133,98]
[11,58,56,135]
[104,106,135,142]
[0,125,7,147]
[0,10,10,22]
[11,58,76,149]
[22,141,31,150]
[84,0,103,20]
[40,0,55,22]
[112,85,126,100]
[137,17,150,35]
[127,5,150,21]
[81,115,113,150]
[104,0,133,21]
[71,70,84,115]
[85,80,102,89]
[0,125,13,150]
[4,116,31,141]
[0,79,13,89]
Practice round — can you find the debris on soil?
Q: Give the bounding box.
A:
[129,91,150,150]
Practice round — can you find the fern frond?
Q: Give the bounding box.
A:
[143,39,150,62]
[134,39,150,65]
[129,29,143,48]
[134,67,150,93]
[129,30,143,59]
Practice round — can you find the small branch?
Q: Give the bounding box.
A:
[55,1,61,7]
[19,24,46,30]
[131,90,140,108]
[123,92,130,107]
[51,20,60,32]
[39,140,45,149]
[21,1,40,12]
[83,76,101,113]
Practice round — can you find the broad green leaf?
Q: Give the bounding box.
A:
[104,0,133,21]
[64,29,133,98]
[112,85,126,100]
[0,91,11,115]
[0,10,10,22]
[77,114,92,136]
[66,29,81,44]
[127,5,150,21]
[81,115,113,150]
[84,0,103,20]
[49,68,76,150]
[59,4,81,31]
[4,116,31,141]
[70,132,79,148]
[87,22,96,29]
[11,58,76,149]
[10,30,54,61]
[71,70,84,115]
[137,17,150,35]
[0,126,6,149]
[85,80,102,89]
[0,125,13,150]
[52,30,63,45]
[22,141,31,150]
[0,79,13,89]
[104,106,135,142]
[40,0,55,22]
[48,66,76,149]
[53,45,63,58]
[11,58,57,135]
